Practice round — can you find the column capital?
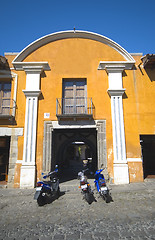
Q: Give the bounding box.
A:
[13,62,50,72]
[98,61,135,73]
[22,90,41,97]
[23,66,43,75]
[107,88,126,96]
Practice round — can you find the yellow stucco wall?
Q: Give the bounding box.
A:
[23,38,125,181]
[128,162,143,182]
[123,55,155,156]
[3,37,155,186]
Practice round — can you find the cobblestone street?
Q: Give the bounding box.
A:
[0,179,155,240]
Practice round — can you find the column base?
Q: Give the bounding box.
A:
[20,165,36,188]
[113,163,129,184]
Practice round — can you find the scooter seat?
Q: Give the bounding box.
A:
[43,181,52,186]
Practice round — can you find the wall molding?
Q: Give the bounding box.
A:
[127,158,142,162]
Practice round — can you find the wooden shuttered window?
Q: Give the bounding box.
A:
[63,79,87,114]
[0,82,11,115]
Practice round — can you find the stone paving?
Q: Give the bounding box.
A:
[0,179,155,240]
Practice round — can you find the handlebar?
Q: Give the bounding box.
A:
[82,168,89,173]
[43,168,58,179]
[95,169,103,174]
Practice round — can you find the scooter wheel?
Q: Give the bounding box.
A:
[103,194,110,203]
[56,187,60,198]
[37,194,45,206]
[85,192,92,204]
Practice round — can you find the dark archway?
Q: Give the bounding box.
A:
[52,128,97,182]
[0,136,10,182]
[140,135,155,178]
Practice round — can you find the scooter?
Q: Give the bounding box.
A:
[78,169,94,204]
[94,168,110,203]
[34,165,60,206]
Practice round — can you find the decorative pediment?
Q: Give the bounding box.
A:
[12,30,135,63]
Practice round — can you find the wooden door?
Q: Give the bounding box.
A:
[63,79,86,114]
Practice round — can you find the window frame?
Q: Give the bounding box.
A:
[0,81,11,115]
[62,78,87,114]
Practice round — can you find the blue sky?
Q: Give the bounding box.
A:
[1,0,155,56]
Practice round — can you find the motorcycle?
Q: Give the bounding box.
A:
[78,169,94,204]
[94,168,110,203]
[34,165,60,206]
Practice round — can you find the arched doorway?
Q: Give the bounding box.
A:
[58,140,96,181]
[52,128,97,182]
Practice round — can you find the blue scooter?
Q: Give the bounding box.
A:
[34,165,60,206]
[94,168,110,203]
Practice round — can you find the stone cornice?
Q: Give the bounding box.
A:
[0,127,23,136]
[107,88,126,96]
[23,66,43,75]
[12,62,50,72]
[98,61,135,72]
[22,90,41,97]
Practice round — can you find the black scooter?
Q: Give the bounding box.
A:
[34,165,60,206]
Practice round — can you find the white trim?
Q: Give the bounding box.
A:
[110,95,127,164]
[5,52,19,55]
[127,158,142,162]
[11,72,18,117]
[13,62,50,71]
[98,61,135,71]
[16,160,23,164]
[104,66,129,183]
[114,163,129,184]
[108,89,126,96]
[130,53,143,56]
[20,165,36,188]
[12,30,135,62]
[106,71,127,164]
[22,90,41,97]
[0,127,23,136]
[20,67,42,187]
[22,96,39,164]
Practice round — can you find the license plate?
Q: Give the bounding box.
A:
[101,187,107,191]
[36,187,42,191]
[81,184,87,189]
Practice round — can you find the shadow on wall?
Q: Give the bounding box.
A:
[144,68,155,82]
[141,54,155,81]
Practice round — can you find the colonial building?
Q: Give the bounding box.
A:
[0,31,155,188]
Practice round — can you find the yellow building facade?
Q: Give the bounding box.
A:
[0,31,155,188]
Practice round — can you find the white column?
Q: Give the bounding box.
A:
[98,61,135,184]
[20,66,42,188]
[107,67,129,184]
